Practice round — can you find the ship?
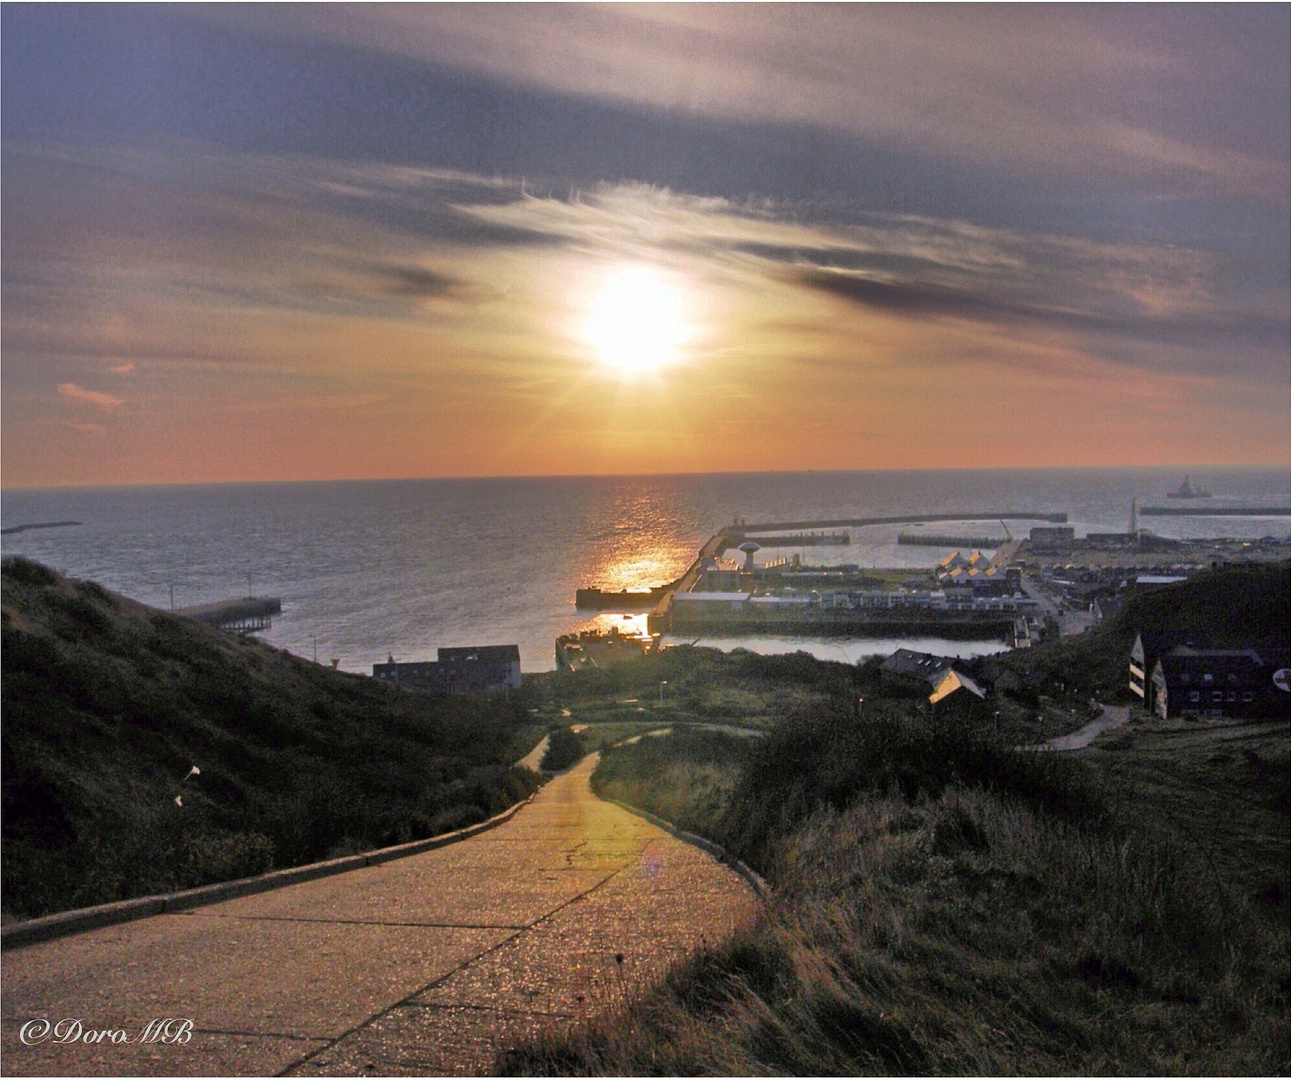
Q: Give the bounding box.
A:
[1166,476,1212,499]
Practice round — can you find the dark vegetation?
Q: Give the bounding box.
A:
[504,562,1290,1075]
[1,557,541,919]
[538,726,587,772]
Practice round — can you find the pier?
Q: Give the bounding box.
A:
[178,597,282,633]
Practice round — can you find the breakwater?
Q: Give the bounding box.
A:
[1138,506,1291,517]
[898,533,999,547]
[0,520,81,536]
[728,511,1066,535]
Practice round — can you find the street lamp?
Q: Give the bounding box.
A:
[659,680,668,707]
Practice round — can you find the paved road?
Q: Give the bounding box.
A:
[1,756,759,1076]
[1020,704,1133,752]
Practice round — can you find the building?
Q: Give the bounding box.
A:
[1149,648,1291,720]
[1129,631,1202,702]
[373,644,521,694]
[928,667,987,708]
[881,648,987,713]
[1029,525,1076,551]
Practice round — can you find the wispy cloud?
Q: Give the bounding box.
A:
[220,5,1288,202]
[58,383,124,408]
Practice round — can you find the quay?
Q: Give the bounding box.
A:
[666,609,1017,640]
[178,597,282,633]
[575,585,671,611]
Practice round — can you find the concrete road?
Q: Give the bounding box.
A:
[1,756,759,1076]
[1020,704,1133,752]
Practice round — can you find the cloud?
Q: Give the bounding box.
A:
[109,362,135,374]
[57,383,124,408]
[218,5,1289,202]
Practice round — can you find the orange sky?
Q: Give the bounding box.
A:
[3,6,1288,487]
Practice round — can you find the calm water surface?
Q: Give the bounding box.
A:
[3,467,1286,671]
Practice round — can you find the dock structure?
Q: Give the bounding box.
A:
[646,511,1065,637]
[178,597,282,633]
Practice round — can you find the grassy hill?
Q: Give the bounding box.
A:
[504,565,1290,1075]
[1,557,541,920]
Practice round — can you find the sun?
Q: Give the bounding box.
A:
[583,266,692,377]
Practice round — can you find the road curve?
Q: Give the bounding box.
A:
[1018,704,1133,753]
[1,755,759,1077]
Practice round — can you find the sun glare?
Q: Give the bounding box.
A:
[584,266,692,377]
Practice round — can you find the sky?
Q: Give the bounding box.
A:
[2,3,1288,487]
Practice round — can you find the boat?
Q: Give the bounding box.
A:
[1166,476,1211,499]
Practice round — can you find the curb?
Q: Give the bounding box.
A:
[602,797,770,901]
[1,795,535,951]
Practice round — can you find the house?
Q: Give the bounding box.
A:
[1149,648,1290,720]
[928,667,987,708]
[373,644,521,694]
[1129,631,1203,703]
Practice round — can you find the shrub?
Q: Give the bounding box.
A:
[540,727,587,771]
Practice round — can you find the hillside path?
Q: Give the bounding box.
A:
[1023,703,1133,752]
[1,755,759,1076]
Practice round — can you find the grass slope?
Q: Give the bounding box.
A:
[504,564,1290,1075]
[1,557,540,920]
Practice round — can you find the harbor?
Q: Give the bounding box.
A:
[565,511,1069,646]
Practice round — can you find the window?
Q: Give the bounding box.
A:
[1212,691,1223,703]
[1243,691,1254,702]
[1189,691,1201,703]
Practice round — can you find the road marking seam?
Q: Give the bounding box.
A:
[185,1028,329,1044]
[278,859,642,1075]
[177,912,529,930]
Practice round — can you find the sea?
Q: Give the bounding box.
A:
[2,467,1288,673]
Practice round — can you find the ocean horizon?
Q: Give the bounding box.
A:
[4,465,1288,672]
